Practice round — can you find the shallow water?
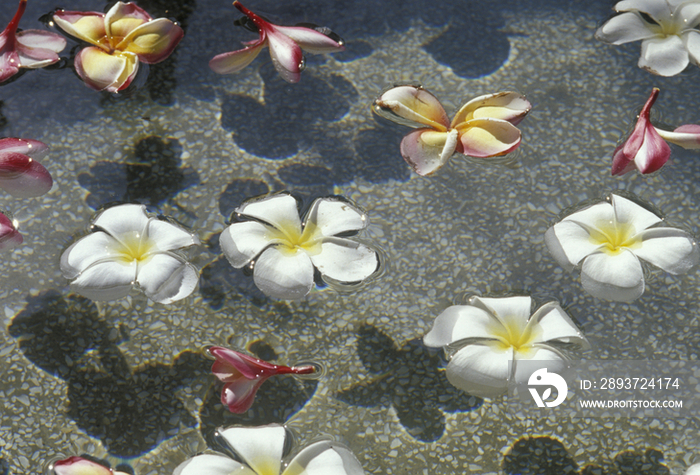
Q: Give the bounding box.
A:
[1,0,700,473]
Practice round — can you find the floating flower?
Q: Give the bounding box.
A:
[0,210,21,251]
[0,137,53,198]
[53,2,184,92]
[173,423,365,475]
[545,193,699,301]
[209,1,345,83]
[612,88,700,175]
[219,193,379,300]
[51,456,130,475]
[60,203,200,303]
[595,0,700,76]
[423,296,588,398]
[209,346,316,413]
[372,85,531,176]
[0,0,66,83]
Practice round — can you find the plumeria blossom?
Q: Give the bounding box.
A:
[52,456,130,475]
[595,0,700,76]
[372,85,531,176]
[0,210,21,251]
[545,193,699,301]
[612,88,700,175]
[220,193,379,300]
[423,296,589,398]
[209,346,316,413]
[60,203,200,303]
[0,0,66,83]
[0,137,53,198]
[53,2,184,92]
[173,424,365,475]
[209,1,345,83]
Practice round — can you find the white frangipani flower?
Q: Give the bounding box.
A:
[545,193,699,302]
[220,193,379,300]
[595,0,700,76]
[173,424,365,475]
[60,203,200,303]
[423,296,589,398]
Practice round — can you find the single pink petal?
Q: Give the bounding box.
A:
[655,124,700,149]
[221,378,266,413]
[0,211,22,251]
[0,151,52,198]
[0,137,49,159]
[610,143,637,176]
[52,10,108,48]
[210,346,292,379]
[266,27,305,83]
[630,124,670,174]
[16,30,66,68]
[209,39,266,74]
[118,18,184,63]
[74,46,138,92]
[400,128,459,176]
[274,24,344,53]
[52,456,113,475]
[0,0,25,82]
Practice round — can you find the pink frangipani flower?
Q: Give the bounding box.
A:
[209,346,316,413]
[0,210,22,251]
[209,1,345,83]
[0,0,66,83]
[51,456,130,475]
[613,88,700,175]
[53,2,184,92]
[0,137,53,198]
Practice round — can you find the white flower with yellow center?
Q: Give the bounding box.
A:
[545,193,699,301]
[219,193,379,300]
[173,424,365,475]
[60,203,200,303]
[423,296,589,398]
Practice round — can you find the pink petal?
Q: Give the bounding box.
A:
[457,117,522,158]
[118,18,184,64]
[209,39,266,75]
[655,124,700,149]
[221,378,265,413]
[52,456,113,475]
[74,46,138,92]
[15,30,66,68]
[400,128,459,176]
[610,143,637,176]
[0,151,52,198]
[274,24,344,54]
[210,346,291,379]
[0,137,49,159]
[266,27,305,83]
[0,211,22,251]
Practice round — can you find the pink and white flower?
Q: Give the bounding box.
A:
[209,346,316,413]
[0,210,21,251]
[0,137,53,198]
[0,0,66,82]
[209,1,345,83]
[53,2,183,92]
[372,85,531,176]
[51,456,130,475]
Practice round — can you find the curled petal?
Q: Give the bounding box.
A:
[52,10,107,47]
[0,151,53,198]
[530,301,589,348]
[446,343,513,398]
[372,85,450,130]
[304,197,369,236]
[639,36,689,76]
[15,30,66,68]
[75,46,138,92]
[266,28,305,83]
[209,40,266,74]
[253,246,315,300]
[635,227,699,274]
[118,18,184,63]
[595,11,658,45]
[104,1,152,39]
[423,305,499,347]
[655,124,700,149]
[284,440,365,475]
[221,378,265,413]
[136,252,199,304]
[451,91,531,127]
[220,221,274,268]
[310,237,379,283]
[52,456,114,475]
[173,454,251,475]
[217,424,286,475]
[580,250,645,302]
[274,24,344,54]
[400,128,459,176]
[615,0,673,23]
[0,47,20,82]
[456,118,522,158]
[69,258,136,301]
[0,211,22,251]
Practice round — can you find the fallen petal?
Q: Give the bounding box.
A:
[611,193,662,232]
[0,211,22,251]
[209,40,265,75]
[372,85,450,130]
[544,220,605,271]
[400,128,458,176]
[456,118,522,158]
[15,30,66,68]
[104,1,152,39]
[655,124,700,149]
[580,250,645,302]
[92,203,150,237]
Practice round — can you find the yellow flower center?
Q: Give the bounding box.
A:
[588,219,641,255]
[488,317,539,354]
[114,231,156,263]
[266,220,322,256]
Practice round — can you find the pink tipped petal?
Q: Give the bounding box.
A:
[631,125,670,173]
[209,40,266,74]
[15,30,66,67]
[457,118,522,158]
[635,227,700,274]
[52,11,107,47]
[304,198,368,236]
[0,50,20,82]
[580,250,645,302]
[611,143,637,176]
[104,1,152,39]
[253,246,315,300]
[210,347,279,379]
[273,25,344,53]
[310,237,379,283]
[400,128,458,176]
[75,46,138,92]
[446,343,513,398]
[136,252,199,304]
[52,456,114,475]
[372,86,450,130]
[639,35,690,76]
[0,137,49,159]
[655,124,700,149]
[595,12,658,45]
[0,151,53,198]
[451,92,531,127]
[221,378,265,413]
[266,28,304,83]
[0,211,22,251]
[119,18,184,63]
[220,221,274,268]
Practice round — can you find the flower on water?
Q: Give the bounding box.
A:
[612,88,700,175]
[0,0,66,83]
[372,85,531,176]
[219,193,380,300]
[423,296,588,398]
[53,2,184,92]
[173,423,365,475]
[51,456,130,475]
[209,1,345,83]
[545,193,699,302]
[209,346,316,413]
[60,203,200,303]
[595,0,700,76]
[0,137,53,198]
[0,210,21,251]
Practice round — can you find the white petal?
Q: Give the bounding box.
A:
[273,25,344,54]
[93,203,149,237]
[595,12,658,45]
[173,453,254,475]
[146,219,199,251]
[470,296,532,335]
[685,463,700,475]
[220,221,274,268]
[253,247,315,300]
[580,251,645,302]
[684,30,700,65]
[446,343,513,398]
[218,424,286,475]
[310,238,378,283]
[529,301,589,348]
[283,441,365,475]
[611,194,661,231]
[69,259,136,301]
[639,36,690,76]
[137,252,199,304]
[512,345,569,385]
[423,305,498,348]
[237,194,302,235]
[677,2,700,27]
[545,222,603,271]
[304,198,369,237]
[615,0,673,23]
[635,227,699,274]
[60,232,121,279]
